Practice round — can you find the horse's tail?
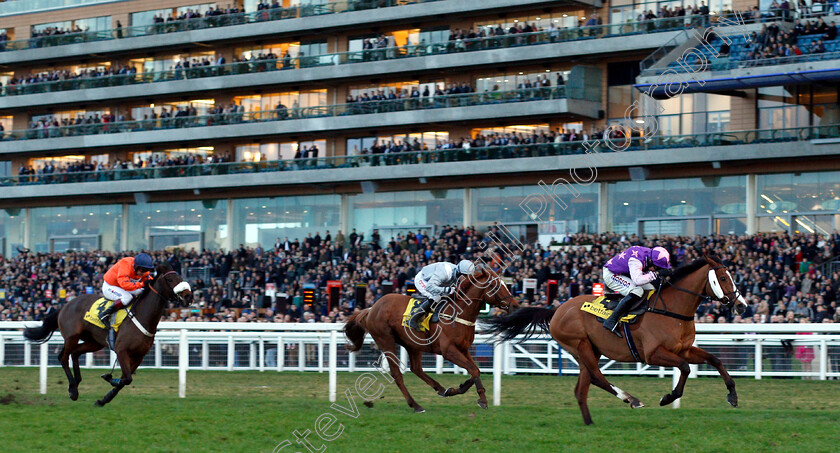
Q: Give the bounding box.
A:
[23,309,60,344]
[483,306,557,343]
[343,309,371,352]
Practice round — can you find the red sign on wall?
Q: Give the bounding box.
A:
[593,283,604,297]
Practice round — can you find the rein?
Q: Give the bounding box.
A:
[647,264,727,322]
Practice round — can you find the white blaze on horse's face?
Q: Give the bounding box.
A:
[174,281,191,295]
[708,269,725,299]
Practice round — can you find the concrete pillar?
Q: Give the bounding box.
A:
[340,194,350,237]
[224,198,235,252]
[121,203,130,251]
[463,187,473,229]
[746,173,757,235]
[597,181,610,233]
[23,208,31,249]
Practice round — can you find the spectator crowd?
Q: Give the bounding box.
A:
[2,228,840,328]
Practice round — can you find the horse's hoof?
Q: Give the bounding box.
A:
[727,393,738,408]
[94,400,105,407]
[100,374,112,383]
[477,400,488,409]
[660,394,676,406]
[630,399,645,409]
[414,407,426,413]
[69,389,79,401]
[363,401,374,408]
[439,388,455,397]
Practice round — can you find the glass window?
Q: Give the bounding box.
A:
[473,184,598,233]
[231,195,341,248]
[349,190,464,238]
[758,171,840,216]
[0,208,25,257]
[30,204,122,253]
[127,200,227,251]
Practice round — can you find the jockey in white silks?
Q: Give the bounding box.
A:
[602,246,674,337]
[408,260,476,330]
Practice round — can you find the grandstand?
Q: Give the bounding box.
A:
[0,0,840,316]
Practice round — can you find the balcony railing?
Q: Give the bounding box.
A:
[0,87,566,141]
[641,49,840,76]
[0,16,700,97]
[0,1,436,52]
[4,123,838,188]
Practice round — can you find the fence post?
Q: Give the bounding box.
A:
[24,341,31,366]
[755,339,762,380]
[318,337,324,373]
[201,340,209,370]
[819,339,828,381]
[155,340,162,368]
[249,342,257,370]
[329,331,337,403]
[436,355,444,374]
[493,342,503,406]
[39,342,48,395]
[349,350,356,373]
[400,346,408,370]
[227,335,235,371]
[298,340,305,371]
[259,338,265,372]
[277,336,284,372]
[86,351,93,368]
[671,368,680,409]
[179,329,188,398]
[0,335,4,367]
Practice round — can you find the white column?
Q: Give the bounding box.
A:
[819,339,828,380]
[318,337,324,373]
[258,338,265,372]
[329,331,337,403]
[340,193,350,237]
[746,173,757,235]
[493,342,503,406]
[155,341,162,368]
[178,329,188,398]
[201,341,209,370]
[227,336,235,371]
[598,181,610,233]
[23,208,31,249]
[435,355,444,375]
[463,187,473,228]
[24,342,31,366]
[754,339,762,380]
[277,336,284,372]
[121,203,129,251]
[224,198,235,252]
[39,342,48,395]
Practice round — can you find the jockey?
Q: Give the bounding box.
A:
[408,259,476,330]
[602,246,674,337]
[99,253,155,328]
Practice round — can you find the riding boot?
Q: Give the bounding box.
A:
[408,299,434,330]
[99,303,121,329]
[602,293,641,338]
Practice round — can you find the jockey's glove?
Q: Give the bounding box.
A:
[659,268,675,278]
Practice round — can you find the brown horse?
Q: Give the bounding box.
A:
[485,254,747,425]
[23,261,193,406]
[343,265,518,412]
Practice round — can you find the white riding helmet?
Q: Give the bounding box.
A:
[457,260,476,275]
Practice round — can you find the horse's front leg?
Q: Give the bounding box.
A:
[442,346,486,409]
[685,346,738,407]
[96,350,134,407]
[647,346,691,406]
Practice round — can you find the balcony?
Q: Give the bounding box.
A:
[0,17,696,109]
[3,124,839,200]
[0,0,584,65]
[0,87,599,154]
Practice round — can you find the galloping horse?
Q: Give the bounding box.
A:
[343,265,518,412]
[24,261,193,406]
[485,254,747,425]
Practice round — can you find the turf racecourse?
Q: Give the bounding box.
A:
[0,368,837,453]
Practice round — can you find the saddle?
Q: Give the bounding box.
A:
[580,290,656,325]
[401,297,434,332]
[83,297,130,332]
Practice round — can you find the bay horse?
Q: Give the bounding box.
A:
[485,254,747,425]
[23,261,193,406]
[343,265,518,412]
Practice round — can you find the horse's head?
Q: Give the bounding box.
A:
[151,262,194,306]
[703,254,747,316]
[460,263,519,314]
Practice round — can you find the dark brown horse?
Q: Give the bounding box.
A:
[24,261,193,406]
[343,265,518,412]
[485,254,747,425]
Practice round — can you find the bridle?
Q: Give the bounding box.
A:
[650,263,742,321]
[147,270,192,305]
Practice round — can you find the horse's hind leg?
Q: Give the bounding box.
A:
[575,365,594,425]
[685,346,738,407]
[71,341,103,388]
[407,349,446,395]
[59,335,80,401]
[577,339,645,410]
[648,346,691,406]
[377,339,424,413]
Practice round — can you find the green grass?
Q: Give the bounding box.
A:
[0,367,838,452]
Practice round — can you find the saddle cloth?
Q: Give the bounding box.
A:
[580,290,656,324]
[401,297,433,332]
[83,297,130,332]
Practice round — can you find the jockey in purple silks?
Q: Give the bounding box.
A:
[602,246,674,337]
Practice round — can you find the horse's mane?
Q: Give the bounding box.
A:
[669,257,711,283]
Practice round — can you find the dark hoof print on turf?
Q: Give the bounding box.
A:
[363,401,374,408]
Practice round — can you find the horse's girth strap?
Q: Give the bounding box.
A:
[438,313,476,327]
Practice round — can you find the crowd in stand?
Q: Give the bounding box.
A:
[15,152,234,179]
[3,228,840,328]
[739,19,839,62]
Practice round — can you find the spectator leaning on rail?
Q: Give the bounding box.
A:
[601,245,674,337]
[99,252,155,328]
[407,259,476,330]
